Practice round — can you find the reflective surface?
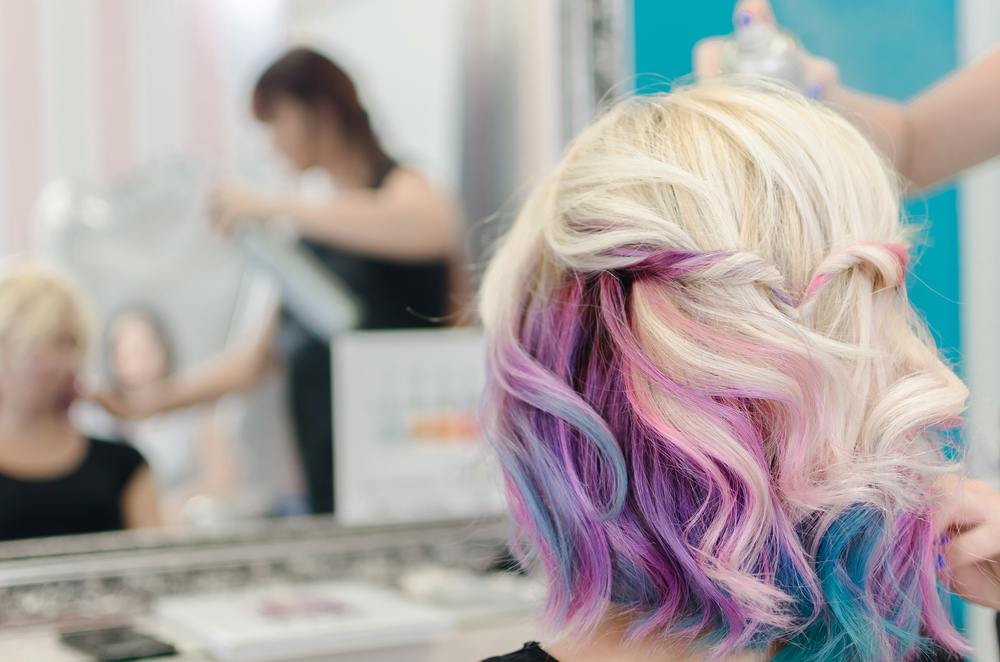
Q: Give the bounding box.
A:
[13,0,631,564]
[0,516,508,628]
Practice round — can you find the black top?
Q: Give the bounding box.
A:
[482,642,960,662]
[300,237,449,329]
[280,158,449,514]
[0,438,146,541]
[284,157,450,334]
[482,643,558,662]
[292,159,448,329]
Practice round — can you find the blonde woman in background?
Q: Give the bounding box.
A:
[0,268,159,541]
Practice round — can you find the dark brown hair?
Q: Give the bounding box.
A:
[253,48,388,164]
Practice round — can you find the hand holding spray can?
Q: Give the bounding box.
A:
[717,11,819,98]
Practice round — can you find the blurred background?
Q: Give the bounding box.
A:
[0,0,995,660]
[2,0,606,527]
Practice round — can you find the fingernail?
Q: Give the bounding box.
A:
[805,82,823,100]
[736,11,753,28]
[936,553,946,570]
[938,534,951,546]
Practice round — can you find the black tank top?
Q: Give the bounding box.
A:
[297,158,449,330]
[482,643,557,662]
[281,158,449,514]
[0,438,146,541]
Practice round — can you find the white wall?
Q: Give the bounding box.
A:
[288,0,466,193]
[0,0,289,257]
[41,0,99,184]
[957,0,1000,658]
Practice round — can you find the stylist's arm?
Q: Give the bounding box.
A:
[208,171,459,263]
[695,0,1000,191]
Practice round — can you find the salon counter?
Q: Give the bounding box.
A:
[0,516,539,661]
[0,612,541,661]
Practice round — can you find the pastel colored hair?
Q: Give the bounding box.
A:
[478,80,968,661]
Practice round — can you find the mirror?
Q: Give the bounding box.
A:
[0,0,632,546]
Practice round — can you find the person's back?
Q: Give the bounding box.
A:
[477,79,982,661]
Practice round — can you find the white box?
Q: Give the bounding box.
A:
[155,581,455,662]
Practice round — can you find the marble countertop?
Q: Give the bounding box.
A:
[0,606,543,662]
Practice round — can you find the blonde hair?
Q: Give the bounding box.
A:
[0,266,90,354]
[478,80,967,660]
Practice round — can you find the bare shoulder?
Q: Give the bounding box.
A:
[384,165,426,186]
[383,166,448,199]
[382,167,459,219]
[121,463,161,529]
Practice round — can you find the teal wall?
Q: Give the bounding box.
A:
[634,0,964,629]
[634,0,961,365]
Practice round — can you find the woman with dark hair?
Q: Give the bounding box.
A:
[98,48,460,514]
[212,48,459,268]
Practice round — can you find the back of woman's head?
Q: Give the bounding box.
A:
[478,80,967,661]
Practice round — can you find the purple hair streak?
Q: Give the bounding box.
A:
[482,248,964,660]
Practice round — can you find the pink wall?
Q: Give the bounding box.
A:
[0,0,44,253]
[97,0,136,182]
[185,0,226,166]
[0,0,239,255]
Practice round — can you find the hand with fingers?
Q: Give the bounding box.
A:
[90,382,177,421]
[693,0,1000,190]
[693,0,839,100]
[935,475,1000,610]
[206,181,277,236]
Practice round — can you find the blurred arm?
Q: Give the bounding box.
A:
[94,308,279,418]
[120,464,161,529]
[826,48,1000,190]
[695,0,1000,191]
[152,308,278,412]
[211,169,461,262]
[157,413,242,527]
